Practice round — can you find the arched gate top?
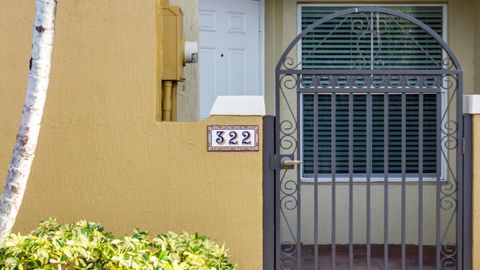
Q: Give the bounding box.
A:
[276,7,462,73]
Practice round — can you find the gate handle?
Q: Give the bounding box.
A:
[281,157,302,168]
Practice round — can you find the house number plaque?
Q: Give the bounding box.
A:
[207,125,259,152]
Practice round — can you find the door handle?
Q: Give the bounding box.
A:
[281,157,302,168]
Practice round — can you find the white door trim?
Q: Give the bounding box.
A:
[259,0,265,96]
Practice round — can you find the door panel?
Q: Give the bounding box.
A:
[198,47,216,117]
[199,0,260,119]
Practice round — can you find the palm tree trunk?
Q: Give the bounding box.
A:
[0,0,57,243]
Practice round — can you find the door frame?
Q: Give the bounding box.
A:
[259,0,265,96]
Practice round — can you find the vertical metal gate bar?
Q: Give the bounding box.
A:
[418,92,424,270]
[435,92,441,270]
[348,93,354,270]
[275,73,281,270]
[456,77,464,270]
[401,93,407,270]
[314,93,319,270]
[366,93,372,269]
[384,94,389,269]
[263,116,275,270]
[296,92,302,270]
[331,94,337,270]
[463,114,473,270]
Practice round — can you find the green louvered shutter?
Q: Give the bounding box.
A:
[301,6,443,179]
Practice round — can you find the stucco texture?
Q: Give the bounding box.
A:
[473,115,480,269]
[0,1,262,269]
[170,0,200,121]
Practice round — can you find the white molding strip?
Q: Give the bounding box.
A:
[464,95,480,114]
[210,96,266,116]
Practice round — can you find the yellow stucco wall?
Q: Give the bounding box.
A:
[0,1,262,269]
[473,115,480,269]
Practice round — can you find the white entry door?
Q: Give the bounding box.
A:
[199,0,261,119]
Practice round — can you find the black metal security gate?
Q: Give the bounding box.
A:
[272,7,469,270]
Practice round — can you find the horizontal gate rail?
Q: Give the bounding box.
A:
[298,88,443,94]
[278,70,461,75]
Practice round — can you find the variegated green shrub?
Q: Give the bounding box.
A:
[0,218,236,270]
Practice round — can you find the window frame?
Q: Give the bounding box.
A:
[296,3,448,183]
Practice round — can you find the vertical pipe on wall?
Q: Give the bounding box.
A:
[156,0,167,122]
[172,82,178,121]
[156,81,163,121]
[157,80,178,122]
[162,80,173,121]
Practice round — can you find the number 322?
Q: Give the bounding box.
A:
[216,131,251,145]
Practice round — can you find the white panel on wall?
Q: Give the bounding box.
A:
[199,47,216,120]
[228,49,246,94]
[227,11,246,33]
[199,9,216,32]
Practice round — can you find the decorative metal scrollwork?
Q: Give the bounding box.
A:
[275,7,463,269]
[296,74,447,90]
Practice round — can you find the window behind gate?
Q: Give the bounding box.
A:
[299,5,445,181]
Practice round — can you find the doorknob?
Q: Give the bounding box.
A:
[281,157,302,168]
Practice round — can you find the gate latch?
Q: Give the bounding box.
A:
[271,155,303,170]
